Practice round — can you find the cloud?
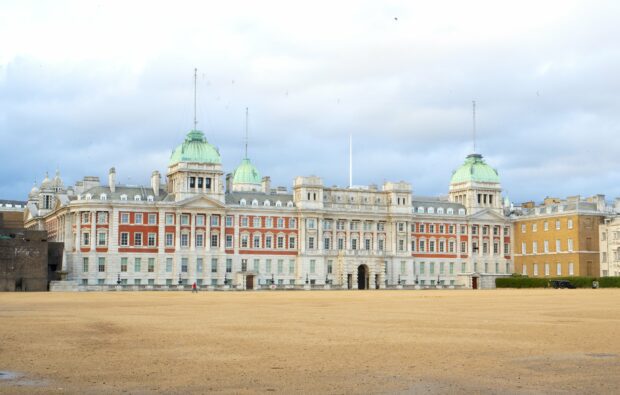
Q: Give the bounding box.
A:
[1,1,620,204]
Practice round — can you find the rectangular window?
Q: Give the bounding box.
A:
[544,221,548,231]
[567,239,574,252]
[278,259,284,274]
[327,260,333,274]
[226,259,232,273]
[429,240,435,252]
[288,236,295,249]
[521,224,526,233]
[254,259,260,272]
[419,240,425,252]
[556,220,560,230]
[338,238,344,250]
[134,232,142,246]
[82,232,90,246]
[289,219,297,229]
[195,215,205,226]
[134,258,141,272]
[378,239,384,251]
[180,233,188,247]
[241,259,247,272]
[324,238,330,250]
[277,236,284,249]
[400,261,406,275]
[211,215,220,226]
[377,222,385,231]
[556,263,562,276]
[225,235,233,248]
[411,240,416,252]
[148,233,156,247]
[449,262,454,274]
[211,234,218,247]
[196,233,204,247]
[181,258,188,272]
[308,237,315,249]
[532,241,537,254]
[225,216,233,227]
[121,257,128,272]
[439,241,445,253]
[82,257,89,272]
[419,262,425,274]
[353,239,359,251]
[504,243,509,255]
[533,263,539,276]
[430,263,435,274]
[98,257,105,272]
[253,235,261,248]
[82,212,90,223]
[97,212,108,224]
[211,258,217,273]
[460,241,466,254]
[180,215,189,225]
[165,233,173,247]
[398,223,404,232]
[365,239,371,250]
[166,258,173,272]
[241,234,248,248]
[97,232,107,246]
[264,217,273,228]
[439,262,445,274]
[148,214,157,225]
[241,216,248,227]
[277,218,284,228]
[429,224,435,233]
[120,212,129,224]
[461,262,466,272]
[196,258,203,273]
[165,213,174,225]
[135,213,143,225]
[544,263,550,276]
[266,259,272,273]
[532,223,537,232]
[522,242,526,254]
[148,258,155,273]
[253,217,261,228]
[569,262,574,276]
[543,240,549,253]
[567,219,573,229]
[309,259,316,274]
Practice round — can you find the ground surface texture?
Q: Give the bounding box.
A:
[1,289,619,394]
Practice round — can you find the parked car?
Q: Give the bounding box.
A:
[550,280,576,289]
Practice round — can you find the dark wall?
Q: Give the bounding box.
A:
[0,229,49,291]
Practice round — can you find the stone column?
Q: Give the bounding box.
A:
[175,213,181,252]
[90,210,96,252]
[190,212,196,252]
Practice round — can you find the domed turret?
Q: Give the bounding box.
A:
[168,130,221,166]
[450,154,499,185]
[28,183,40,200]
[41,172,52,189]
[232,158,262,192]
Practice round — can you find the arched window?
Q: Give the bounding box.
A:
[275,200,282,207]
[99,193,107,200]
[437,207,444,214]
[120,194,127,201]
[264,200,271,207]
[85,193,92,200]
[427,207,435,214]
[134,195,141,201]
[240,199,246,206]
[447,208,454,215]
[251,199,259,206]
[287,201,294,207]
[147,195,154,202]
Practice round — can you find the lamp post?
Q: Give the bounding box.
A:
[415,274,419,285]
[178,273,182,285]
[398,274,401,286]
[271,273,275,286]
[224,272,227,286]
[437,275,441,286]
[305,273,309,285]
[325,274,329,285]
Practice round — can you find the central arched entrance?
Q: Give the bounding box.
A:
[357,265,369,290]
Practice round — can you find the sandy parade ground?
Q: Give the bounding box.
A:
[1,289,619,394]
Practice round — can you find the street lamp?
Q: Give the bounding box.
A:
[398,274,401,286]
[305,273,309,285]
[415,274,419,285]
[178,273,182,285]
[224,272,227,286]
[325,274,329,285]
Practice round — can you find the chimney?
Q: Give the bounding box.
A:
[226,173,233,193]
[151,170,160,196]
[109,167,116,193]
[262,176,271,194]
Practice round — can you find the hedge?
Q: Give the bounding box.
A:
[496,276,620,288]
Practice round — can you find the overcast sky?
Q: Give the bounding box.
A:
[1,0,619,203]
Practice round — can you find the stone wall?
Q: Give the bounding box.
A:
[0,229,49,291]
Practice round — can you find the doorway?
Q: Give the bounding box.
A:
[375,274,380,289]
[357,265,369,290]
[246,275,254,290]
[472,276,478,290]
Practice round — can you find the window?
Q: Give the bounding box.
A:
[211,259,218,273]
[254,259,260,272]
[493,242,498,255]
[308,237,315,250]
[521,224,526,233]
[165,214,174,225]
[567,238,574,252]
[521,242,526,255]
[324,238,331,250]
[135,213,143,225]
[419,224,425,233]
[460,241,466,254]
[98,257,105,272]
[378,239,384,251]
[429,240,435,252]
[120,213,129,224]
[567,219,573,229]
[419,262,425,274]
[309,260,316,274]
[265,235,272,249]
[82,212,90,224]
[211,215,220,226]
[148,233,156,247]
[277,259,284,274]
[225,235,233,248]
[568,262,574,276]
[307,218,316,229]
[241,259,248,272]
[277,236,284,249]
[97,212,108,224]
[398,222,404,232]
[377,222,385,231]
[120,257,128,272]
[504,243,509,255]
[120,194,127,201]
[439,262,445,274]
[148,214,157,225]
[504,227,509,236]
[253,217,261,228]
[194,233,203,247]
[166,258,173,272]
[544,263,550,276]
[241,234,249,248]
[180,233,189,247]
[82,232,90,246]
[419,240,425,252]
[134,258,142,272]
[82,257,89,272]
[134,233,143,246]
[277,218,284,228]
[165,233,173,247]
[533,263,539,276]
[556,220,560,230]
[181,258,188,272]
[429,225,435,233]
[289,236,296,249]
[148,258,155,273]
[253,235,261,248]
[289,218,297,229]
[556,263,562,276]
[180,215,189,225]
[439,225,445,233]
[266,259,272,273]
[472,226,478,235]
[241,216,249,227]
[327,260,333,274]
[461,262,466,272]
[449,241,455,253]
[97,232,107,246]
[338,238,344,250]
[226,259,232,273]
[365,239,371,250]
[195,215,205,226]
[543,240,549,253]
[211,234,218,247]
[225,216,233,227]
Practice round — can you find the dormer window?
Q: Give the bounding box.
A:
[240,199,246,206]
[85,193,92,200]
[447,208,454,215]
[275,201,282,207]
[458,208,465,215]
[264,200,271,207]
[427,207,435,214]
[287,201,293,207]
[252,199,259,206]
[134,195,141,201]
[100,193,107,200]
[120,194,127,201]
[417,207,424,213]
[147,195,154,202]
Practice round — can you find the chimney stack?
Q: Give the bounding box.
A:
[151,170,161,196]
[108,167,116,193]
[262,176,271,194]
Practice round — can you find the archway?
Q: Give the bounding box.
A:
[357,265,369,290]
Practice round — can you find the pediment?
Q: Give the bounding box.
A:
[468,208,507,222]
[177,194,226,209]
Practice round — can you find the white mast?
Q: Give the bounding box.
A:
[472,100,476,154]
[193,68,198,130]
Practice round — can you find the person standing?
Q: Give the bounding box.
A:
[192,282,198,293]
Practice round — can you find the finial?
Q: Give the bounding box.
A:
[244,107,249,159]
[193,68,198,131]
[472,100,477,154]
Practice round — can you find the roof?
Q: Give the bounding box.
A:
[451,154,500,184]
[169,130,221,166]
[225,192,294,207]
[81,185,169,202]
[232,158,261,185]
[412,196,466,215]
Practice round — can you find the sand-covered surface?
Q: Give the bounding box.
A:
[1,289,619,394]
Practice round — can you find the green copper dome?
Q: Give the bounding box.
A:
[169,130,221,166]
[450,154,500,184]
[233,158,261,185]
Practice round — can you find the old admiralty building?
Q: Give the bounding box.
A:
[24,128,513,290]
